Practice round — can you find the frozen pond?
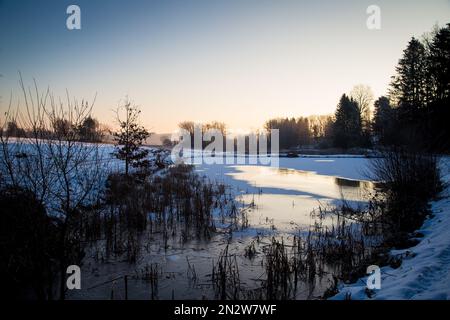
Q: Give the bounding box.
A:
[70,156,374,300]
[197,157,372,232]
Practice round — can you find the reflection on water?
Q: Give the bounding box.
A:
[228,165,373,232]
[334,177,374,189]
[239,193,324,231]
[228,165,373,200]
[335,177,361,187]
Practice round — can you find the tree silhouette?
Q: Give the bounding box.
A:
[332,94,362,149]
[428,24,450,101]
[350,84,374,124]
[390,37,428,119]
[113,100,150,176]
[77,116,102,142]
[388,25,450,151]
[373,96,396,145]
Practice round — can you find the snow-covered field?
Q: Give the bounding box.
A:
[332,158,450,300]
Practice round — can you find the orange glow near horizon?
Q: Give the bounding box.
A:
[1,0,449,133]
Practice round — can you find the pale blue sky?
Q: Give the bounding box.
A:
[1,0,449,132]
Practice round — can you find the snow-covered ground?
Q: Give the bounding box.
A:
[332,158,450,300]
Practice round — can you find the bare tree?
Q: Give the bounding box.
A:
[203,121,227,136]
[178,121,197,149]
[0,75,105,299]
[178,121,195,138]
[350,84,374,126]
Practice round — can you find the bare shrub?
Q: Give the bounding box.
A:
[0,77,105,299]
[369,148,442,232]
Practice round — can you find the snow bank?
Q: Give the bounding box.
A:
[331,157,450,300]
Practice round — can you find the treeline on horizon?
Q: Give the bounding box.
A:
[272,23,450,153]
[176,23,450,153]
[3,23,449,154]
[1,113,106,143]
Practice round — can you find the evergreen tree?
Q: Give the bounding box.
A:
[113,101,150,176]
[425,24,450,151]
[389,37,428,120]
[373,96,396,145]
[388,25,450,151]
[332,94,362,149]
[428,24,450,101]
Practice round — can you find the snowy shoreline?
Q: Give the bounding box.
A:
[331,158,450,300]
